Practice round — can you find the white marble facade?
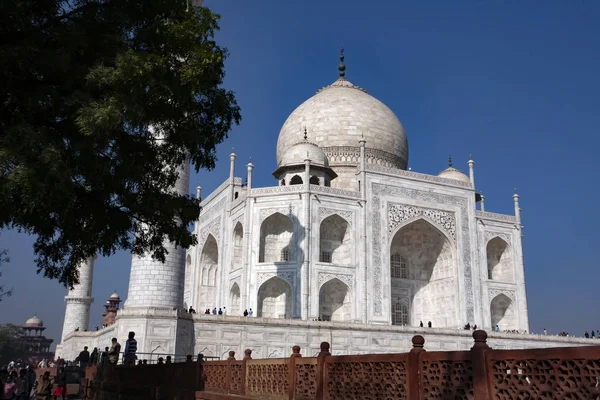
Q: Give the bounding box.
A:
[58,54,550,361]
[185,56,528,333]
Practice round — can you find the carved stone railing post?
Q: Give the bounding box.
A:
[240,349,252,396]
[289,345,302,400]
[408,335,425,399]
[196,353,205,392]
[316,342,331,400]
[227,350,236,361]
[471,330,491,399]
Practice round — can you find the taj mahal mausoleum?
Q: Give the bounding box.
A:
[55,52,598,361]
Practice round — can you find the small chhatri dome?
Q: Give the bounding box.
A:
[25,315,43,327]
[438,156,471,184]
[110,291,120,299]
[279,129,329,168]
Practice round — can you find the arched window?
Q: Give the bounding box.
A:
[280,179,286,186]
[234,192,239,199]
[390,253,408,279]
[391,299,409,325]
[309,175,320,185]
[290,175,303,185]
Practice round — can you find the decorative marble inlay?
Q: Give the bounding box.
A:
[476,211,517,223]
[256,271,296,288]
[388,203,456,241]
[372,184,474,321]
[251,186,303,196]
[318,208,353,226]
[259,206,297,225]
[318,272,354,289]
[484,231,512,245]
[366,164,473,189]
[310,185,361,199]
[489,288,516,302]
[198,216,221,249]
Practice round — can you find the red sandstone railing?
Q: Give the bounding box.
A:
[197,331,600,400]
[86,331,600,400]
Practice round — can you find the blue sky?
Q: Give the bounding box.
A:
[1,0,599,345]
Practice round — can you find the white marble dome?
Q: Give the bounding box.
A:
[438,167,471,184]
[25,315,43,327]
[276,73,408,171]
[280,141,329,168]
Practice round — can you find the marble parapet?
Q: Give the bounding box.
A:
[365,164,473,189]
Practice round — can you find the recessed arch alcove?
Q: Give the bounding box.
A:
[318,278,351,321]
[230,283,241,316]
[487,237,514,282]
[259,213,294,263]
[319,214,351,265]
[232,222,243,270]
[257,277,292,319]
[197,234,218,311]
[389,218,455,327]
[490,293,516,330]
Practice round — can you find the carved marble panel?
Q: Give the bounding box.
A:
[259,206,297,225]
[318,272,354,289]
[198,216,222,249]
[484,231,512,245]
[256,271,296,288]
[372,184,474,321]
[488,288,516,302]
[318,208,353,226]
[388,203,456,241]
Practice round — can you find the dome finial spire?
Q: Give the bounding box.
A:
[338,48,346,79]
[448,155,453,167]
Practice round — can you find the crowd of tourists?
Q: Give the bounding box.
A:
[0,361,68,400]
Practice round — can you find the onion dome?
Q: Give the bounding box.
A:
[276,49,408,172]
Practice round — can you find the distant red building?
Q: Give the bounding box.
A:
[19,315,54,363]
[102,292,121,327]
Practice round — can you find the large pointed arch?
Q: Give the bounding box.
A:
[197,234,219,311]
[490,293,516,330]
[257,277,292,319]
[319,214,351,265]
[232,222,244,271]
[486,237,514,282]
[318,278,351,321]
[389,217,456,327]
[259,213,294,263]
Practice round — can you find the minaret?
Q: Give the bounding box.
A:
[60,257,95,340]
[468,155,475,186]
[125,161,191,309]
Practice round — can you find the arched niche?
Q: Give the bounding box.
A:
[232,222,243,270]
[230,283,241,316]
[259,213,294,263]
[309,175,320,185]
[319,278,351,321]
[389,218,455,327]
[257,277,292,319]
[490,293,516,330]
[319,214,351,265]
[197,234,218,311]
[290,175,303,185]
[184,254,192,295]
[487,237,514,282]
